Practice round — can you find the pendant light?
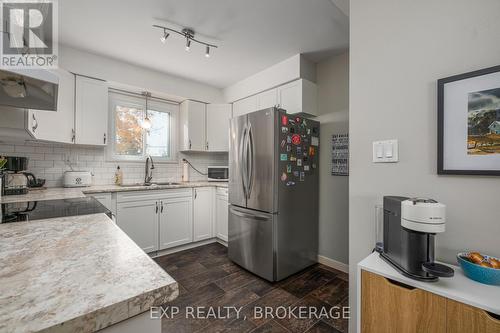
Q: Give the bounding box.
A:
[142,92,152,130]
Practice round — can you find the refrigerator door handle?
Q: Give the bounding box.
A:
[247,124,254,198]
[230,206,269,221]
[239,126,249,198]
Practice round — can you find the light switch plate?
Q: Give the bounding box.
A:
[373,139,398,163]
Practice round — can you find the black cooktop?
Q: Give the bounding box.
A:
[1,197,112,223]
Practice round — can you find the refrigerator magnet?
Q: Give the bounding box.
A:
[280,153,288,161]
[311,136,319,146]
[281,172,287,181]
[281,127,288,133]
[300,172,305,181]
[286,181,296,187]
[304,165,310,171]
[281,115,288,125]
[290,156,297,162]
[286,145,291,152]
[293,171,299,177]
[286,165,292,173]
[287,135,292,144]
[292,134,301,145]
[280,139,286,148]
[297,159,302,167]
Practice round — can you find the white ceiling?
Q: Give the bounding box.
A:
[59,0,348,88]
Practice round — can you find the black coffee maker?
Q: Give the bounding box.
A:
[379,196,454,281]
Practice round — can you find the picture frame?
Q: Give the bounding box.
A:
[438,65,500,176]
[332,133,349,176]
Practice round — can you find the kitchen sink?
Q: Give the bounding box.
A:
[119,182,181,187]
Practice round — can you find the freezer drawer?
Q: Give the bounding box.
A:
[228,205,275,281]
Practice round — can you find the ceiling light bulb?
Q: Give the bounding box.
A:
[142,116,152,130]
[205,46,210,58]
[160,31,169,43]
[185,39,191,51]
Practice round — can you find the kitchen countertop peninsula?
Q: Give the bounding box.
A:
[0,213,178,333]
[0,181,228,204]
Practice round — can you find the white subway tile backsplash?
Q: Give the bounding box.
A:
[0,141,228,187]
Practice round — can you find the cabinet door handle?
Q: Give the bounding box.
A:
[206,141,209,150]
[103,133,106,144]
[194,189,197,199]
[32,114,38,132]
[160,201,164,213]
[155,201,158,214]
[189,140,192,149]
[71,129,75,142]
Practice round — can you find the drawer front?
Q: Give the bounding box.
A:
[361,270,446,333]
[447,299,500,333]
[117,188,192,203]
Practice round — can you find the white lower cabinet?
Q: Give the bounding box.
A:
[116,199,159,253]
[115,187,227,253]
[193,187,214,242]
[159,196,193,250]
[215,188,229,242]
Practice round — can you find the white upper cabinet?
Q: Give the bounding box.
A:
[257,88,278,109]
[28,69,75,144]
[206,104,231,152]
[180,100,206,151]
[232,95,258,118]
[75,75,108,146]
[181,100,231,152]
[193,187,214,242]
[277,79,318,116]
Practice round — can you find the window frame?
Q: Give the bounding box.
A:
[107,91,179,163]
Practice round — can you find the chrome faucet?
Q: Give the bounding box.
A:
[144,155,155,184]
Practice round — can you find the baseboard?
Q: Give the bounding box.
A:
[151,238,217,257]
[216,238,228,247]
[317,255,349,273]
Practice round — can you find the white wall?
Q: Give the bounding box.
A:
[223,54,316,103]
[316,52,349,266]
[59,45,224,103]
[349,1,500,331]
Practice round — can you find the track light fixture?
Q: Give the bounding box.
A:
[160,29,169,43]
[153,24,218,57]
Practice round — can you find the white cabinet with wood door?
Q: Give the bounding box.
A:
[277,79,317,116]
[215,187,229,242]
[159,194,193,250]
[116,199,159,253]
[180,100,206,151]
[193,187,214,242]
[206,104,231,151]
[75,75,108,146]
[28,68,75,144]
[232,95,258,118]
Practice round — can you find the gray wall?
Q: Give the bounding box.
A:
[349,1,500,331]
[317,52,349,265]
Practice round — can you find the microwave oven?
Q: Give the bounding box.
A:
[207,166,229,182]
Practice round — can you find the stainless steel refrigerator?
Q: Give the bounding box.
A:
[228,107,320,281]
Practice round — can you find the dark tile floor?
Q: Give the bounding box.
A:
[154,243,349,333]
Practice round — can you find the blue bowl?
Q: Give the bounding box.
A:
[457,252,500,286]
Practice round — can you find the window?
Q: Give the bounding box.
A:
[108,91,178,162]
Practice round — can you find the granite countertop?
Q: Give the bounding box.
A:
[0,213,178,333]
[0,181,228,204]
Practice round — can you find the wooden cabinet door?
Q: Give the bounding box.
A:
[361,270,446,333]
[159,196,193,249]
[232,95,258,118]
[206,104,231,151]
[215,190,228,242]
[447,299,500,333]
[193,187,214,241]
[116,200,158,253]
[75,75,108,146]
[28,68,75,144]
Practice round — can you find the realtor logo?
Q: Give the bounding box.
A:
[0,0,58,68]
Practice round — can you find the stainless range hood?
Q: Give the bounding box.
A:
[0,69,58,111]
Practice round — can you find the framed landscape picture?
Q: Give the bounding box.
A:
[438,65,500,175]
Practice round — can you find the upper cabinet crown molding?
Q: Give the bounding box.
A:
[180,100,231,152]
